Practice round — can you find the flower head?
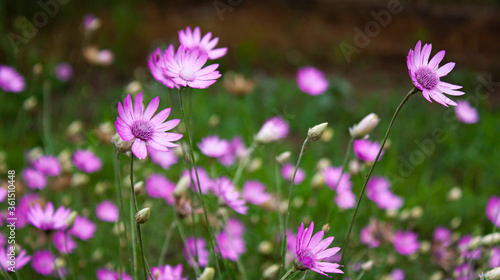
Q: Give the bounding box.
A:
[486,196,500,227]
[178,26,227,60]
[366,177,403,210]
[69,216,96,240]
[27,202,71,231]
[0,65,25,93]
[54,63,73,82]
[216,219,246,261]
[322,166,352,191]
[198,135,231,159]
[147,146,178,169]
[297,67,329,96]
[72,150,102,173]
[150,264,187,280]
[83,14,100,32]
[255,116,289,144]
[31,250,55,276]
[96,268,132,280]
[183,237,209,268]
[22,168,47,189]
[95,201,119,222]
[148,46,177,88]
[393,231,419,255]
[53,231,77,254]
[455,100,479,124]
[213,177,247,214]
[182,167,214,194]
[353,139,384,162]
[0,245,31,271]
[242,180,271,205]
[115,92,182,159]
[407,41,465,107]
[295,221,343,277]
[282,163,305,185]
[146,174,176,205]
[33,155,62,176]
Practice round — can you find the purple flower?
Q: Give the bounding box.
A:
[145,174,176,205]
[391,269,405,280]
[0,65,25,93]
[0,245,31,271]
[353,139,384,162]
[27,202,71,231]
[360,221,380,248]
[334,189,356,209]
[163,45,222,89]
[148,46,177,89]
[297,66,329,96]
[457,235,481,260]
[322,166,352,191]
[216,219,246,261]
[22,168,47,189]
[407,41,465,107]
[0,188,6,202]
[255,116,289,144]
[72,150,102,173]
[218,137,249,166]
[16,193,39,229]
[69,216,96,240]
[96,201,119,222]
[433,226,451,247]
[147,145,178,169]
[115,92,182,159]
[178,26,227,60]
[150,264,187,280]
[182,167,214,194]
[33,155,62,176]
[213,177,247,214]
[183,237,209,267]
[242,180,271,205]
[198,135,231,159]
[455,100,479,124]
[53,231,77,254]
[490,247,500,268]
[54,63,73,82]
[295,221,343,277]
[31,250,55,276]
[366,177,403,210]
[282,163,305,185]
[286,230,298,265]
[393,231,419,255]
[486,196,500,227]
[96,268,132,280]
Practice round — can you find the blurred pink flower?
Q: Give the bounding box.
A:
[353,139,384,162]
[295,221,343,277]
[146,173,176,205]
[27,202,71,231]
[198,135,230,158]
[455,100,479,124]
[53,231,77,254]
[0,233,4,247]
[31,250,54,276]
[433,226,451,247]
[33,155,62,176]
[16,193,39,228]
[391,268,405,280]
[490,247,500,268]
[164,45,221,89]
[360,222,380,248]
[115,92,182,159]
[457,235,481,260]
[0,188,6,202]
[286,229,297,265]
[407,41,464,107]
[297,66,329,96]
[96,268,132,280]
[54,63,73,82]
[393,231,419,255]
[366,177,403,210]
[72,150,102,173]
[183,237,209,268]
[0,65,25,93]
[218,137,249,166]
[282,163,305,185]
[255,116,289,144]
[216,219,246,261]
[69,216,96,240]
[178,26,227,60]
[334,189,356,209]
[22,168,47,189]
[148,46,177,88]
[147,145,178,169]
[150,264,187,280]
[0,245,31,271]
[322,166,352,191]
[213,177,247,214]
[182,167,214,194]
[96,201,119,222]
[242,180,271,205]
[487,196,500,227]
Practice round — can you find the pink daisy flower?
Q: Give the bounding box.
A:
[31,250,55,276]
[148,46,177,89]
[27,202,71,231]
[16,193,39,229]
[297,66,329,96]
[54,63,73,82]
[334,189,356,209]
[353,139,384,162]
[433,226,451,247]
[147,146,178,169]
[295,221,343,277]
[115,92,182,159]
[455,100,479,124]
[178,26,227,60]
[213,177,247,214]
[183,237,209,268]
[150,264,187,280]
[282,163,305,185]
[72,150,102,173]
[407,40,465,107]
[96,268,132,280]
[198,135,230,159]
[145,174,176,205]
[69,216,96,240]
[95,201,119,222]
[486,196,500,227]
[53,231,77,254]
[182,167,214,194]
[367,177,403,210]
[360,222,380,248]
[0,65,25,93]
[391,269,405,280]
[393,231,419,255]
[242,180,271,205]
[216,219,246,261]
[33,155,62,176]
[218,137,249,166]
[22,168,47,189]
[163,45,222,89]
[255,116,289,144]
[322,166,352,191]
[0,245,31,271]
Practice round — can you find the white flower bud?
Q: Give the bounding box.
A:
[276,151,291,165]
[263,264,280,278]
[349,113,379,139]
[113,133,133,154]
[447,187,462,201]
[135,208,150,224]
[64,211,78,228]
[258,241,273,254]
[199,267,215,280]
[484,267,500,280]
[307,122,328,141]
[134,181,144,195]
[174,176,190,198]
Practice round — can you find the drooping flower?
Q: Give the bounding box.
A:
[183,237,209,268]
[213,177,247,214]
[115,92,183,159]
[198,135,230,159]
[31,250,55,276]
[393,231,419,255]
[69,216,96,240]
[353,139,384,162]
[242,180,271,205]
[147,145,178,169]
[255,116,289,144]
[22,168,47,189]
[455,100,479,124]
[54,63,73,82]
[27,202,71,231]
[216,219,246,261]
[95,201,119,222]
[145,174,176,205]
[282,163,305,185]
[297,66,329,96]
[407,41,465,107]
[0,65,25,93]
[294,221,343,277]
[150,264,187,280]
[33,155,62,176]
[148,46,177,88]
[96,268,132,280]
[178,26,227,60]
[53,231,77,254]
[163,45,222,89]
[0,245,31,271]
[486,196,500,227]
[72,150,102,173]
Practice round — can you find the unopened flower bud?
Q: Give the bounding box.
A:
[430,271,444,280]
[311,172,324,189]
[411,206,423,219]
[361,260,374,271]
[447,187,462,201]
[307,122,328,141]
[322,223,330,233]
[71,173,89,187]
[113,133,133,154]
[349,159,360,175]
[125,81,142,95]
[316,158,331,171]
[66,120,83,138]
[263,264,280,278]
[258,241,273,254]
[134,181,144,194]
[200,267,215,280]
[484,267,500,280]
[23,96,38,111]
[247,158,262,173]
[174,176,190,198]
[208,115,220,127]
[349,113,379,139]
[135,208,150,224]
[64,211,78,228]
[419,241,431,253]
[276,151,291,165]
[450,217,461,229]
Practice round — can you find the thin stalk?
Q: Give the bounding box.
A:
[232,141,257,186]
[281,138,309,276]
[325,137,354,224]
[0,264,13,280]
[157,220,178,267]
[15,271,22,280]
[170,206,201,277]
[129,194,138,279]
[280,267,298,280]
[42,81,53,154]
[299,271,308,280]
[341,87,418,263]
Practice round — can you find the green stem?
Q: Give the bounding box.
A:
[325,137,354,224]
[232,142,257,187]
[341,87,418,264]
[280,268,298,280]
[157,220,177,267]
[281,138,309,276]
[129,196,138,279]
[170,206,201,277]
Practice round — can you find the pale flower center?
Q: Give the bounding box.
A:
[179,67,196,81]
[415,67,438,90]
[131,119,154,140]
